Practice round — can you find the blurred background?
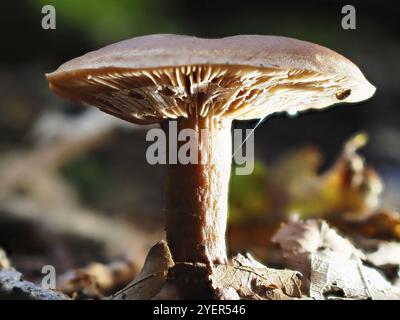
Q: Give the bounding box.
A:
[0,0,399,298]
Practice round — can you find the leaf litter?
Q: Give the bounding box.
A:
[273,218,400,300]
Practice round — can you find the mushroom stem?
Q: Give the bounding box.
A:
[161,115,232,265]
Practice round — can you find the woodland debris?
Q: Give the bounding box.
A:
[109,240,302,300]
[33,109,132,145]
[319,133,383,220]
[310,249,400,300]
[171,253,303,300]
[358,239,400,282]
[151,283,181,300]
[0,248,11,269]
[0,268,69,300]
[332,210,400,241]
[0,109,159,263]
[272,218,364,278]
[211,253,302,300]
[273,218,400,300]
[228,133,384,251]
[365,241,400,267]
[58,258,138,299]
[110,240,174,300]
[283,132,384,221]
[227,131,395,286]
[1,197,158,266]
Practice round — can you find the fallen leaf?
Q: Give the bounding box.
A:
[273,218,400,300]
[211,253,303,300]
[332,210,400,241]
[228,133,384,252]
[310,249,400,300]
[58,258,138,298]
[290,133,383,220]
[0,248,11,269]
[109,240,174,300]
[366,241,400,267]
[170,254,303,300]
[272,218,364,278]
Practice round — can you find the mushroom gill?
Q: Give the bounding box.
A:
[48,64,357,124]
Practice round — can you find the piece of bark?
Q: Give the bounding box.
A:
[110,240,174,300]
[0,268,69,300]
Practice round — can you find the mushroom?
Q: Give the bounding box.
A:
[46,34,375,267]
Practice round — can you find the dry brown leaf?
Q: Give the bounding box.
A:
[273,218,400,300]
[229,133,384,240]
[210,253,302,300]
[58,258,138,298]
[0,248,11,269]
[170,253,302,300]
[272,218,364,278]
[110,240,174,300]
[351,238,400,282]
[332,210,400,241]
[276,133,383,220]
[310,249,400,300]
[322,133,383,219]
[366,242,400,267]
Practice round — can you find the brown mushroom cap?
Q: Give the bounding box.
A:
[46,34,375,124]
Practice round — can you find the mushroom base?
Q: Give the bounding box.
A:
[162,116,232,265]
